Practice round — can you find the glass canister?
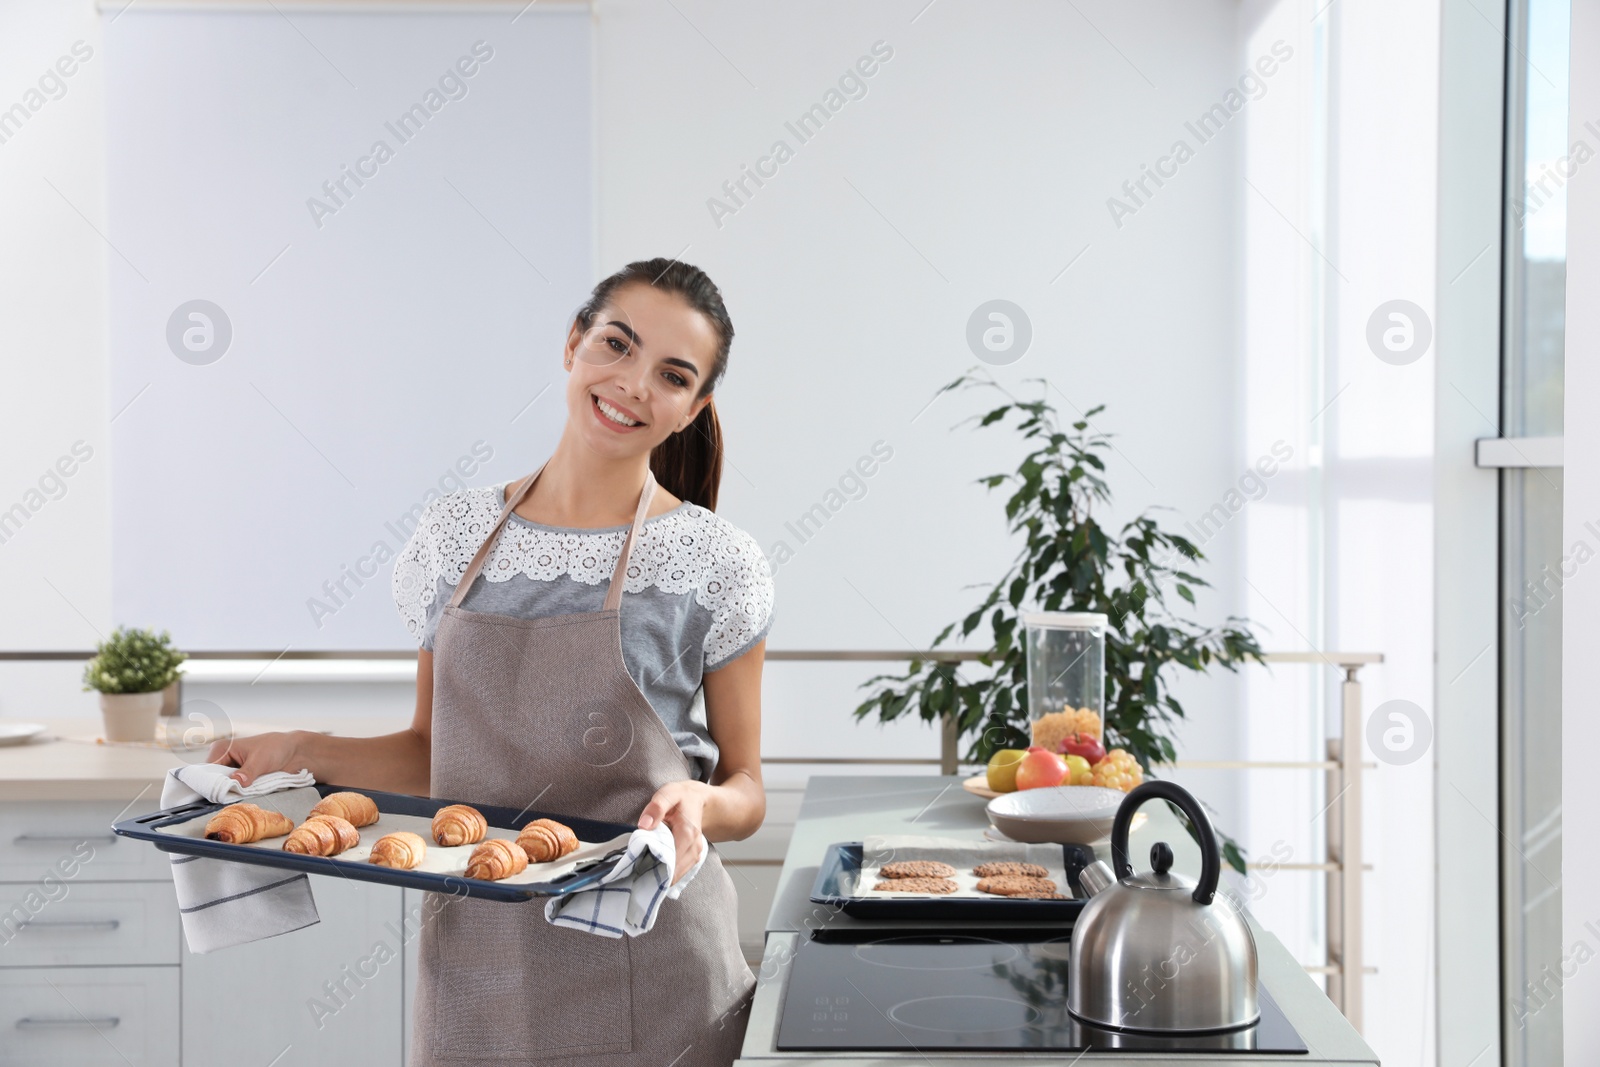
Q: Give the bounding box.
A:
[1021,611,1107,749]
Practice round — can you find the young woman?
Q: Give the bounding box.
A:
[211,259,771,1066]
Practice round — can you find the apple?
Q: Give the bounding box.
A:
[1015,746,1068,790]
[1063,753,1094,785]
[985,749,1027,793]
[1059,731,1106,766]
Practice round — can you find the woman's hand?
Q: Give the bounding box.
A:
[637,781,710,885]
[206,730,307,788]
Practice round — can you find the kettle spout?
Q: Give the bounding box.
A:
[1077,859,1115,898]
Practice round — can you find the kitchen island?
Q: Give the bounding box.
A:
[734,775,1379,1065]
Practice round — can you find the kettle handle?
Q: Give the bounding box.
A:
[1110,780,1220,905]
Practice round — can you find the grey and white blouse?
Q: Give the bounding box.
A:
[391,483,775,782]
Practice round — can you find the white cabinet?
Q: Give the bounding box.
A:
[0,799,171,882]
[0,966,180,1066]
[402,888,422,1064]
[181,877,405,1066]
[2,795,408,1065]
[0,797,183,1064]
[0,881,178,967]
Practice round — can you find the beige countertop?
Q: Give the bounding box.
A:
[0,717,403,802]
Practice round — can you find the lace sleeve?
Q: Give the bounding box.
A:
[702,525,775,670]
[391,501,440,647]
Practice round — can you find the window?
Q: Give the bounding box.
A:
[1499,0,1569,1061]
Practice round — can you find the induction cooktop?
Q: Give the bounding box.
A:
[776,928,1309,1054]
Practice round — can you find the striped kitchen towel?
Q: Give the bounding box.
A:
[162,764,321,954]
[544,823,708,938]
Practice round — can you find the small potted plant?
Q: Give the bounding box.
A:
[82,627,188,742]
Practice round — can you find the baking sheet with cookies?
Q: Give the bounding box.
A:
[114,783,641,902]
[855,833,1076,899]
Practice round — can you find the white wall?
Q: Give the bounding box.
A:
[0,0,111,717]
[1563,0,1600,1059]
[593,0,1250,799]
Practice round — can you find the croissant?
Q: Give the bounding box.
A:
[432,804,487,847]
[368,831,427,870]
[517,818,579,863]
[309,791,379,828]
[465,838,528,881]
[283,814,360,857]
[204,803,293,844]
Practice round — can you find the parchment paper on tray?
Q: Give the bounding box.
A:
[857,833,1075,899]
[155,785,633,887]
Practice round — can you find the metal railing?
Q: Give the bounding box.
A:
[1,645,1379,1026]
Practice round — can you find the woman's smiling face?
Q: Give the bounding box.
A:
[563,282,720,459]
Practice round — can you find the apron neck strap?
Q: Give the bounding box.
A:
[446,462,657,613]
[604,467,656,612]
[447,461,547,611]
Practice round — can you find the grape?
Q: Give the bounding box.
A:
[1091,748,1143,792]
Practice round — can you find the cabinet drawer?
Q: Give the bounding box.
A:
[0,966,178,1066]
[0,881,178,967]
[0,800,170,883]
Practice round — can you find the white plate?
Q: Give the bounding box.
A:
[0,722,46,746]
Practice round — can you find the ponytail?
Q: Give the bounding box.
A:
[575,257,734,511]
[651,398,723,511]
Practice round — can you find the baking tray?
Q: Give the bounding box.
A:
[111,783,636,903]
[810,841,1096,920]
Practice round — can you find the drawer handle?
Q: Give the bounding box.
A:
[12,833,118,844]
[17,1016,121,1029]
[16,919,120,932]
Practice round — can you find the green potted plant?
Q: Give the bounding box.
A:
[82,626,188,742]
[854,374,1266,872]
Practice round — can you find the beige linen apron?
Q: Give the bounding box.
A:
[411,464,755,1066]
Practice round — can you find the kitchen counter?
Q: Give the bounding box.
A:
[735,775,1379,1065]
[0,717,401,803]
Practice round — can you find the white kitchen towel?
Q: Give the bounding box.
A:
[544,824,708,938]
[162,764,321,954]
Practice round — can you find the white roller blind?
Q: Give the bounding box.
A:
[104,8,591,650]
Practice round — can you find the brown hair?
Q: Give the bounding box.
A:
[574,258,734,510]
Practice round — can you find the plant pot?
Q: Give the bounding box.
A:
[159,678,182,717]
[100,691,163,742]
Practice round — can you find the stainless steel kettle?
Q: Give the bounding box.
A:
[1068,780,1259,1034]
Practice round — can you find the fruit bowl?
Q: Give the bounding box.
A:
[985,786,1128,845]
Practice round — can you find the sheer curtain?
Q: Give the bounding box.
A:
[1238,1,1440,1062]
